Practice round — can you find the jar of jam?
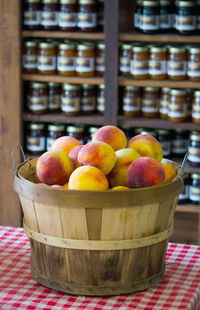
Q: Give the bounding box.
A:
[27,82,48,114]
[130,46,149,79]
[149,46,167,80]
[48,82,61,112]
[26,123,46,155]
[23,0,41,30]
[22,41,38,74]
[58,0,77,31]
[140,1,160,34]
[122,86,141,117]
[160,0,172,32]
[188,131,200,167]
[135,128,157,138]
[186,88,193,121]
[171,129,189,157]
[96,84,105,114]
[75,42,95,77]
[66,125,84,144]
[95,42,105,76]
[157,129,171,157]
[77,0,97,32]
[81,84,96,115]
[86,126,99,143]
[37,42,57,75]
[167,46,187,80]
[61,84,81,116]
[142,87,160,118]
[97,0,104,31]
[178,173,190,204]
[134,0,142,32]
[46,124,65,151]
[119,44,131,77]
[168,89,187,122]
[187,47,200,82]
[192,90,200,124]
[41,0,58,30]
[189,173,200,205]
[159,87,170,119]
[57,42,76,76]
[175,1,196,35]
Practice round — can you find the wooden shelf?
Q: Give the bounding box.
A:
[119,32,200,43]
[23,112,104,125]
[176,205,200,213]
[22,30,105,40]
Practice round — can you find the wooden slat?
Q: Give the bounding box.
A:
[22,30,105,40]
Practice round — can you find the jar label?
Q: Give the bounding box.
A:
[61,97,80,112]
[58,12,77,27]
[97,98,105,112]
[28,96,48,111]
[189,186,200,202]
[167,61,187,76]
[123,104,140,112]
[168,103,187,118]
[57,56,75,72]
[160,14,172,29]
[130,60,148,75]
[160,141,171,156]
[23,11,40,25]
[142,106,158,113]
[27,137,46,152]
[76,58,95,72]
[77,13,97,28]
[49,95,61,110]
[188,146,200,161]
[171,140,188,154]
[123,98,141,111]
[175,15,196,31]
[160,106,168,116]
[37,56,56,71]
[149,60,167,75]
[188,62,200,77]
[46,137,56,151]
[23,55,37,69]
[41,11,58,26]
[96,57,105,72]
[179,185,189,200]
[142,99,159,112]
[120,57,130,73]
[140,15,159,30]
[192,112,200,120]
[81,97,96,111]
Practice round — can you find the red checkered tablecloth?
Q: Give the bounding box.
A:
[0,226,200,310]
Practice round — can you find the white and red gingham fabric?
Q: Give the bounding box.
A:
[0,226,200,310]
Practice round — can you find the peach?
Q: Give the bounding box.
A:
[36,150,74,186]
[107,148,141,187]
[62,182,69,189]
[68,166,109,190]
[69,145,83,169]
[51,185,63,188]
[92,125,127,151]
[127,157,165,188]
[111,186,129,190]
[128,134,163,162]
[162,163,176,183]
[78,141,116,175]
[51,136,81,156]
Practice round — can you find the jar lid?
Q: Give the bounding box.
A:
[189,47,200,54]
[67,125,84,133]
[59,0,76,3]
[132,46,148,52]
[30,82,47,89]
[177,1,195,7]
[48,124,65,132]
[88,126,99,134]
[62,83,80,90]
[190,131,200,141]
[150,46,167,53]
[96,42,105,50]
[168,46,186,53]
[38,42,56,49]
[160,0,171,4]
[157,129,170,136]
[170,89,186,96]
[58,42,76,50]
[28,123,45,130]
[24,41,37,47]
[48,82,61,87]
[144,87,159,92]
[194,90,200,97]
[78,0,95,4]
[191,173,200,180]
[121,44,132,50]
[42,0,58,3]
[161,87,170,93]
[82,84,94,89]
[125,86,141,91]
[25,0,40,2]
[143,1,159,6]
[77,42,95,51]
[135,128,157,137]
[98,84,105,89]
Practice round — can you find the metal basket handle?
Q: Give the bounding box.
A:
[12,144,31,177]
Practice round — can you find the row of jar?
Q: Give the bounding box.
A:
[25,82,105,115]
[121,86,200,124]
[23,41,104,77]
[119,44,200,81]
[134,0,200,35]
[23,0,104,32]
[178,173,200,205]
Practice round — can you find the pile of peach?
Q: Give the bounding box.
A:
[36,125,177,190]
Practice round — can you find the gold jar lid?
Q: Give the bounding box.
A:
[168,46,186,53]
[67,125,84,133]
[194,90,200,97]
[191,173,200,180]
[89,126,99,134]
[78,0,95,4]
[121,44,132,50]
[82,84,94,89]
[177,1,195,7]
[48,82,60,88]
[24,41,38,47]
[125,86,141,91]
[28,123,45,130]
[143,1,159,6]
[170,89,186,96]
[144,87,159,92]
[150,46,167,53]
[189,47,200,54]
[96,42,105,50]
[42,0,58,3]
[132,46,148,53]
[98,84,105,89]
[77,42,95,51]
[30,82,47,89]
[161,87,170,93]
[48,124,65,132]
[38,42,56,49]
[62,84,80,91]
[157,129,170,136]
[58,42,76,50]
[59,0,76,4]
[190,131,200,141]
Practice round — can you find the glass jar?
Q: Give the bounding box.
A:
[140,1,160,34]
[66,125,84,144]
[26,123,46,155]
[188,131,200,167]
[119,44,131,77]
[167,46,187,80]
[75,42,95,77]
[48,82,61,112]
[122,86,141,117]
[149,46,167,80]
[175,1,196,35]
[187,47,200,82]
[95,42,105,76]
[96,84,105,115]
[192,90,200,124]
[171,129,189,157]
[77,0,97,32]
[178,173,190,204]
[135,128,157,138]
[81,84,96,115]
[58,0,77,31]
[168,89,187,122]
[159,87,170,119]
[41,0,58,30]
[197,0,200,31]
[130,46,149,79]
[97,0,104,31]
[22,41,38,74]
[46,124,65,151]
[186,88,193,121]
[134,0,142,32]
[57,42,76,76]
[61,84,81,116]
[142,87,160,118]
[27,82,48,114]
[37,42,57,75]
[157,129,171,157]
[86,126,99,143]
[23,0,41,30]
[160,0,172,32]
[189,173,200,205]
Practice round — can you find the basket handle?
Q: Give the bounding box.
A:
[12,144,31,177]
[176,152,188,192]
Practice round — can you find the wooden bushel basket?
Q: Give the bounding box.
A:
[14,158,183,296]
